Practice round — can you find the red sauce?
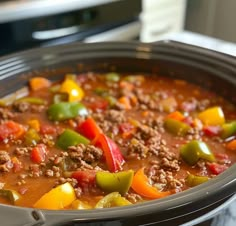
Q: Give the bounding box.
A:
[0,73,235,209]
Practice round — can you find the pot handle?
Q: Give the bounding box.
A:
[0,205,46,226]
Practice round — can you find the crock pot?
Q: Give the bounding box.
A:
[0,41,236,226]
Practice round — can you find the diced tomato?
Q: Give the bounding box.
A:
[12,157,22,173]
[182,116,193,126]
[0,121,25,141]
[215,153,230,161]
[88,100,108,111]
[119,123,134,134]
[77,117,102,140]
[181,101,197,112]
[30,144,48,163]
[40,124,57,135]
[226,140,236,151]
[166,111,185,121]
[93,133,125,172]
[203,126,221,136]
[76,74,88,84]
[119,123,135,138]
[208,163,228,175]
[71,170,96,188]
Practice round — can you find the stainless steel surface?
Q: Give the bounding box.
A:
[0,0,118,23]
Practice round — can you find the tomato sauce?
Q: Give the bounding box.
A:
[0,73,235,210]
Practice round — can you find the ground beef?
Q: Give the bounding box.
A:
[197,99,210,111]
[159,147,180,172]
[0,182,5,189]
[31,105,46,113]
[13,102,45,113]
[134,124,160,141]
[15,147,31,156]
[196,159,208,176]
[56,177,78,187]
[147,167,183,192]
[98,120,113,133]
[160,157,180,171]
[0,108,15,119]
[136,93,151,105]
[146,136,162,156]
[45,169,54,177]
[186,128,201,141]
[0,164,9,172]
[68,144,103,164]
[125,192,143,203]
[0,151,10,164]
[105,110,125,123]
[74,187,83,198]
[61,144,103,171]
[127,138,148,160]
[28,164,42,178]
[41,135,55,147]
[145,117,165,133]
[13,102,30,112]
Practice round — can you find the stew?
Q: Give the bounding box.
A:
[0,72,235,210]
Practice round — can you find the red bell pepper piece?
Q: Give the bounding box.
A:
[87,99,108,111]
[77,117,102,140]
[71,170,96,188]
[208,163,228,175]
[0,121,25,141]
[94,133,125,172]
[119,122,135,138]
[30,144,48,163]
[203,125,221,136]
[40,124,57,135]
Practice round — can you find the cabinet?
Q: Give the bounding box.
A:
[140,0,186,42]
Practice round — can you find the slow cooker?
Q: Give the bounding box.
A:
[0,41,236,226]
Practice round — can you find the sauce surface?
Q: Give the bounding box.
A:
[0,72,235,209]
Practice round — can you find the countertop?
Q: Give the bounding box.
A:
[164,31,236,57]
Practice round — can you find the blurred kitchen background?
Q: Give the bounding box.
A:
[0,0,236,56]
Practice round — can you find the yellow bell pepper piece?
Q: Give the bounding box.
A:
[60,78,84,102]
[27,119,40,132]
[198,106,225,125]
[33,182,76,210]
[71,199,92,209]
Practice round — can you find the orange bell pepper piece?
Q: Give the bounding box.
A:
[226,139,236,151]
[0,121,25,141]
[166,111,185,121]
[118,96,131,109]
[131,167,171,199]
[29,77,51,91]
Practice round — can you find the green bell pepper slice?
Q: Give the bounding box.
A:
[56,129,90,150]
[105,73,120,82]
[96,170,134,195]
[221,121,236,139]
[14,97,45,105]
[186,174,209,187]
[164,118,190,136]
[95,192,131,208]
[47,102,88,121]
[0,189,21,204]
[180,140,215,165]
